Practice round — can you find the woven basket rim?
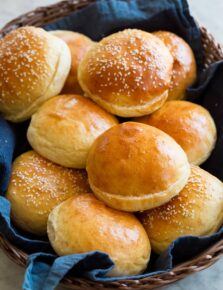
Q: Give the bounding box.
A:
[1,234,223,278]
[0,1,223,289]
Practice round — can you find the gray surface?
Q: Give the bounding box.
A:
[0,0,223,289]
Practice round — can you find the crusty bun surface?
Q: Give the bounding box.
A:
[50,30,95,94]
[6,151,90,235]
[27,94,118,168]
[0,26,71,122]
[87,122,190,212]
[78,29,173,117]
[135,100,217,165]
[140,165,223,254]
[153,31,196,100]
[47,193,151,276]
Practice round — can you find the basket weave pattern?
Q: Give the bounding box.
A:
[0,1,223,289]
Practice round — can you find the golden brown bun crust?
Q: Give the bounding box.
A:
[47,193,151,276]
[0,26,71,122]
[153,31,196,100]
[50,30,95,94]
[135,101,217,165]
[78,29,173,117]
[87,122,190,212]
[140,165,223,254]
[27,95,118,168]
[6,151,91,235]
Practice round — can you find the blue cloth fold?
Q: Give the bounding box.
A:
[0,197,51,253]
[23,226,223,290]
[0,1,222,290]
[0,118,15,192]
[187,61,223,181]
[45,0,203,71]
[23,252,114,290]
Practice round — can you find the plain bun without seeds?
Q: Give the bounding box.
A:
[47,193,151,277]
[27,94,119,168]
[135,100,217,165]
[50,30,95,94]
[153,31,196,100]
[86,122,190,212]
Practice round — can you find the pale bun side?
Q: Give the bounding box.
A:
[87,122,190,212]
[140,165,223,254]
[50,30,95,94]
[27,95,118,168]
[135,100,217,165]
[153,31,196,100]
[0,26,71,122]
[153,31,197,100]
[47,193,151,276]
[6,151,90,235]
[78,29,173,117]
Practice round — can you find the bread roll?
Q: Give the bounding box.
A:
[135,101,217,165]
[6,151,90,235]
[153,31,196,100]
[78,29,173,117]
[140,165,223,254]
[27,95,118,168]
[0,26,71,122]
[86,122,190,212]
[50,30,95,94]
[47,193,151,276]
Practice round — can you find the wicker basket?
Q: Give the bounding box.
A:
[0,1,223,289]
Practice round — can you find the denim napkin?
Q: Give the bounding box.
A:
[0,1,222,290]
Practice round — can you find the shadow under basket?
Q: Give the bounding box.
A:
[0,0,223,289]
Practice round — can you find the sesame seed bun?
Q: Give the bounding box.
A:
[140,165,223,254]
[50,30,95,94]
[27,95,118,168]
[153,31,196,100]
[6,151,91,236]
[47,193,151,276]
[0,26,71,122]
[86,122,190,212]
[78,29,173,117]
[134,101,217,165]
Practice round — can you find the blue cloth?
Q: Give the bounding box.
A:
[187,61,223,181]
[0,197,51,253]
[0,118,15,192]
[45,0,203,71]
[23,227,223,290]
[0,0,222,289]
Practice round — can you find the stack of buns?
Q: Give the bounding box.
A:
[2,26,223,277]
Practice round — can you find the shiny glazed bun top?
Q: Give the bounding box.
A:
[135,100,217,165]
[87,122,190,212]
[6,151,90,236]
[50,30,95,94]
[0,26,71,122]
[153,31,196,100]
[78,29,173,117]
[27,94,118,168]
[140,165,223,254]
[48,193,151,277]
